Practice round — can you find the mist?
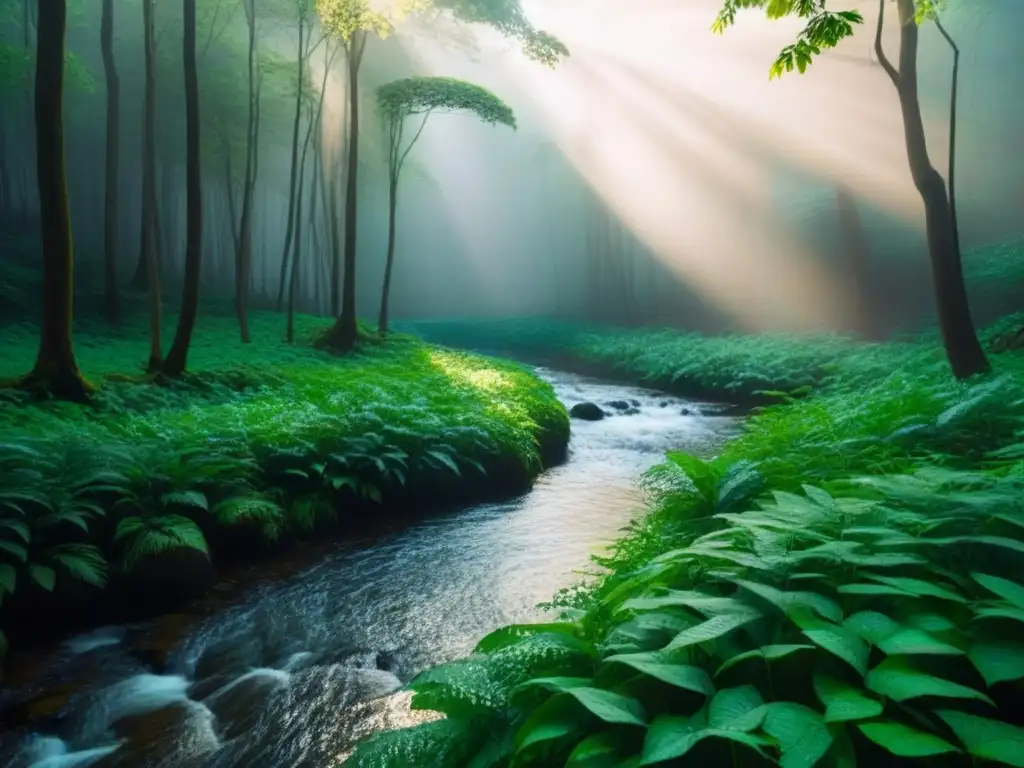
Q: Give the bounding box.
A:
[1,0,1021,336]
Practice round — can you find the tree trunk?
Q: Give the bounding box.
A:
[100,0,121,326]
[142,0,162,371]
[288,112,316,344]
[234,0,257,343]
[378,177,398,335]
[835,184,876,338]
[23,0,90,400]
[889,0,987,378]
[326,34,364,350]
[277,12,304,311]
[162,0,203,377]
[328,156,341,316]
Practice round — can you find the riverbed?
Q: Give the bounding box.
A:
[1,368,738,768]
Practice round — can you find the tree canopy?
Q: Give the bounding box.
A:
[377,75,516,128]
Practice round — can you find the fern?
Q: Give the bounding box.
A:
[115,515,209,572]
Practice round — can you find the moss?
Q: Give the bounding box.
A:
[0,311,569,652]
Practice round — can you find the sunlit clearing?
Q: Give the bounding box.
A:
[429,350,516,392]
[389,0,961,331]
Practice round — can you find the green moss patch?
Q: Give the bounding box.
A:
[353,313,1024,768]
[0,312,569,654]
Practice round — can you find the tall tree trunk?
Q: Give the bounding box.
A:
[142,0,162,370]
[23,0,90,400]
[378,177,398,335]
[933,17,962,259]
[877,0,987,378]
[235,0,257,343]
[835,184,876,338]
[277,12,304,310]
[100,0,121,325]
[328,156,341,316]
[163,0,203,376]
[288,107,317,343]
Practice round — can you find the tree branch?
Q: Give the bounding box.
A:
[874,0,901,86]
[396,111,431,179]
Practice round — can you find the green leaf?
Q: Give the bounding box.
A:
[790,607,869,675]
[0,563,15,594]
[813,676,883,723]
[0,539,28,562]
[640,713,771,765]
[972,572,1024,609]
[968,640,1024,686]
[937,710,1024,766]
[30,564,56,592]
[564,688,646,726]
[858,722,959,757]
[425,449,461,476]
[0,519,30,542]
[475,622,579,653]
[716,644,815,676]
[974,605,1024,625]
[515,694,583,751]
[876,628,964,656]
[866,657,993,705]
[566,732,629,766]
[735,579,842,622]
[663,607,761,652]
[708,685,768,731]
[865,574,965,603]
[843,611,900,645]
[762,702,833,768]
[603,653,714,696]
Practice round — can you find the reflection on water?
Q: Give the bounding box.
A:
[2,369,738,768]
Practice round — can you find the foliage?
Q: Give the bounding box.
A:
[0,42,96,93]
[0,312,568,657]
[350,311,1024,766]
[429,0,568,66]
[378,76,516,129]
[316,0,393,43]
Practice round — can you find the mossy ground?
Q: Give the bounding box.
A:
[0,311,569,654]
[356,311,1024,767]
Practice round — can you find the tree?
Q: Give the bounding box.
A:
[316,0,392,352]
[20,0,90,400]
[375,76,516,334]
[234,0,262,343]
[142,0,163,371]
[162,0,204,377]
[712,0,989,379]
[100,0,120,326]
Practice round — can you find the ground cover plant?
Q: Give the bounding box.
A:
[0,311,569,659]
[348,312,1024,767]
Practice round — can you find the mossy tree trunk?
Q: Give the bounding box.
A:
[25,0,90,401]
[162,0,203,377]
[100,0,121,326]
[876,0,988,379]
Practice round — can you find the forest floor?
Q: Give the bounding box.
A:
[353,311,1024,767]
[0,311,569,655]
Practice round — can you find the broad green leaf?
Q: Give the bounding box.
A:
[708,685,767,731]
[510,676,592,705]
[837,584,914,598]
[843,611,899,645]
[968,640,1024,686]
[0,562,14,594]
[972,572,1024,610]
[30,564,56,592]
[858,722,959,757]
[813,676,883,723]
[715,644,815,676]
[790,607,869,675]
[619,590,748,616]
[864,574,965,603]
[762,702,833,768]
[735,579,842,622]
[160,490,209,511]
[0,539,27,562]
[974,605,1024,625]
[876,628,964,656]
[937,710,1024,766]
[565,688,646,726]
[566,732,629,766]
[663,607,761,652]
[640,710,770,765]
[515,695,582,752]
[603,653,714,696]
[866,657,993,705]
[475,623,579,653]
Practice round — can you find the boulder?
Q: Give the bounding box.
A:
[569,402,605,421]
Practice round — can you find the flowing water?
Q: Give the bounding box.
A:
[1,369,739,768]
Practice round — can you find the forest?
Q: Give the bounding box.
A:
[1,0,1023,766]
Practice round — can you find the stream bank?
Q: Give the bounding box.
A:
[1,368,739,768]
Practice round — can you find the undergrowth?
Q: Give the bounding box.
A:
[349,312,1024,767]
[0,312,569,658]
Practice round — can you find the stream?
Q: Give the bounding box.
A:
[1,369,738,768]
